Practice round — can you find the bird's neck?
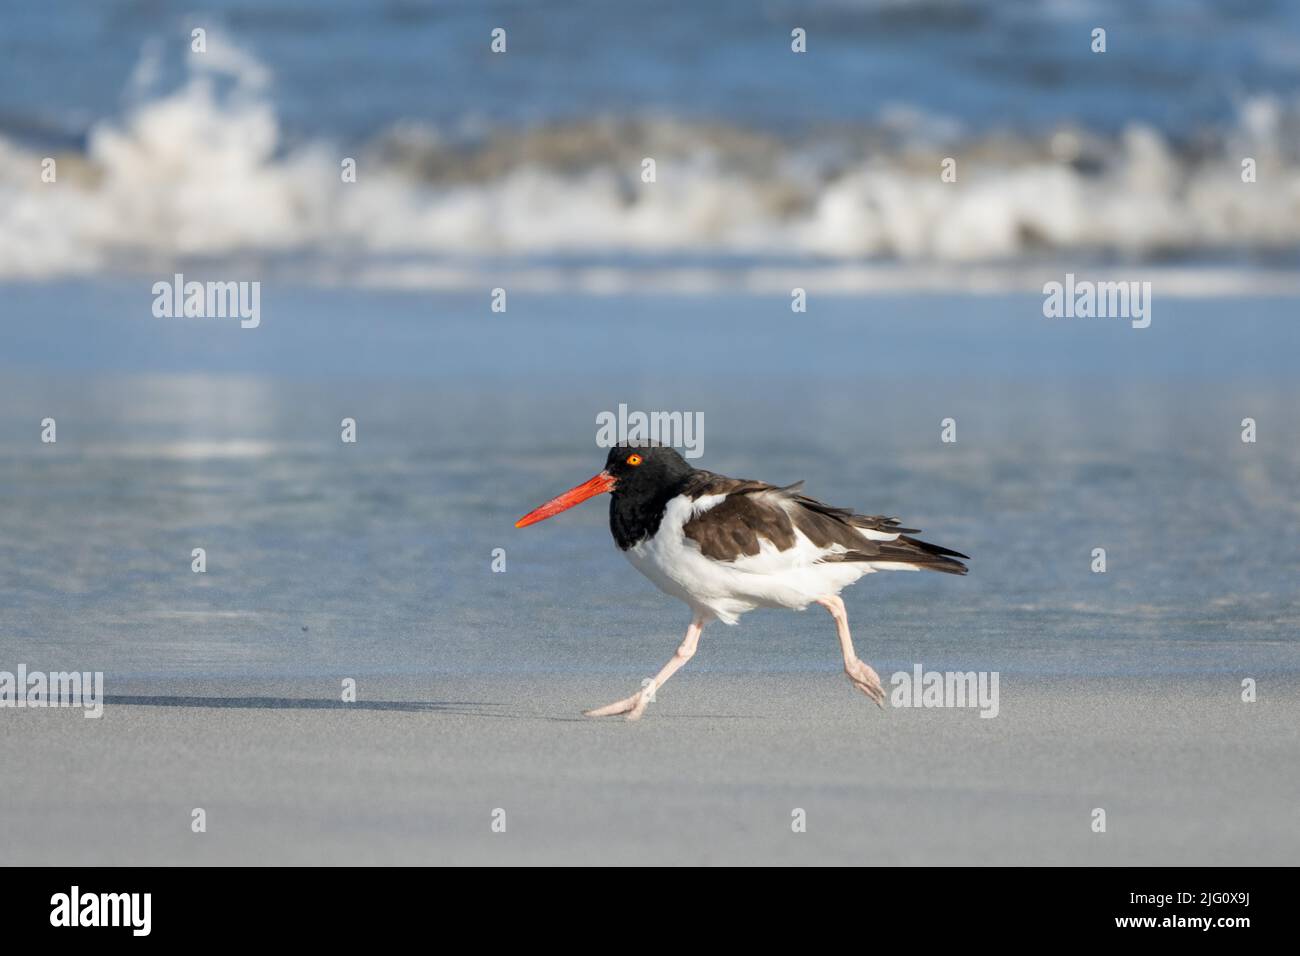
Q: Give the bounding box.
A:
[609,472,694,550]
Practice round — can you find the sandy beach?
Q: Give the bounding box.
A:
[4,673,1295,866]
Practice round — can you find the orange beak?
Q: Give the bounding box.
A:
[515,471,617,528]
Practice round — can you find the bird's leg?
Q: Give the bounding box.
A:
[816,595,885,708]
[583,615,706,721]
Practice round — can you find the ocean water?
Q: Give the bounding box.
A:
[2,1,1300,288]
[0,4,1297,682]
[1,285,1297,680]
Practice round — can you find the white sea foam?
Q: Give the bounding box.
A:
[2,41,1298,293]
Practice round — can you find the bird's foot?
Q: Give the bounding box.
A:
[845,658,886,709]
[583,686,653,721]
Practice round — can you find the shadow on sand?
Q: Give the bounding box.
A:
[101,696,755,722]
[103,695,500,715]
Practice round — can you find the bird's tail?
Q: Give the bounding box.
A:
[892,536,969,575]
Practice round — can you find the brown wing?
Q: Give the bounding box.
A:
[680,472,968,574]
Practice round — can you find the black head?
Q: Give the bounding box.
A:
[515,442,696,549]
[603,443,695,549]
[603,443,692,494]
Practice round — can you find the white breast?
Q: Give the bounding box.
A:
[624,493,879,624]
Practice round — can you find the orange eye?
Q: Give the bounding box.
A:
[626,454,643,466]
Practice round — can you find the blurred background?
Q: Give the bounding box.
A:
[1,1,1297,680]
[3,0,1300,286]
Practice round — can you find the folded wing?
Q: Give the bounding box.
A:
[680,472,968,575]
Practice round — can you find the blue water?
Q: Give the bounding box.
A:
[5,0,1296,142]
[2,1,1300,282]
[1,285,1297,680]
[0,4,1296,680]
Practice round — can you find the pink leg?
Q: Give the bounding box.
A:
[584,614,707,721]
[817,595,885,708]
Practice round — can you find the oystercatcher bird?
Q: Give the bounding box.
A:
[516,444,968,720]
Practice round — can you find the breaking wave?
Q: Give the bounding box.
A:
[2,41,1299,292]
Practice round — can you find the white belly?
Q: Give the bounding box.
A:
[624,494,878,624]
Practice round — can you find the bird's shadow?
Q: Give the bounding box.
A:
[102,695,752,722]
[103,694,502,716]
